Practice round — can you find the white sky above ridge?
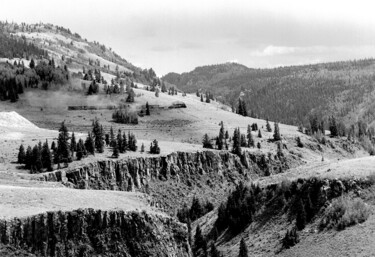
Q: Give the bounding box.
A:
[1,0,375,75]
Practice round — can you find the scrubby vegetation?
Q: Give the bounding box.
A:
[319,196,371,231]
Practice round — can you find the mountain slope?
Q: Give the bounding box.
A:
[162,60,375,126]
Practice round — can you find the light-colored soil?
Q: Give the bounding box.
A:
[0,185,155,220]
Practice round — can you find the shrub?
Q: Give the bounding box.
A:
[319,196,371,231]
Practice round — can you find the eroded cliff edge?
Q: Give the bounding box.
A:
[0,209,191,257]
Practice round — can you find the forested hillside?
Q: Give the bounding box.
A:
[163,60,375,127]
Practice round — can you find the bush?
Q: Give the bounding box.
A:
[319,196,371,231]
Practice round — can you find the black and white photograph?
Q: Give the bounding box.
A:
[1,0,375,256]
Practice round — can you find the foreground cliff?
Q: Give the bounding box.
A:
[40,150,297,213]
[0,209,191,257]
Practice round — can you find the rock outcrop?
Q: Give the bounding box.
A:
[41,151,293,192]
[0,209,191,257]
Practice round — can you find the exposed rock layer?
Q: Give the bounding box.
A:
[0,209,191,257]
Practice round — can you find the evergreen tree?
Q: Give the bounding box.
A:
[273,122,281,141]
[146,102,150,115]
[141,143,145,153]
[247,125,254,147]
[32,144,43,173]
[110,126,115,147]
[30,58,36,69]
[232,128,242,156]
[202,134,213,149]
[296,198,306,230]
[257,142,261,149]
[194,225,207,257]
[41,140,53,171]
[122,132,127,153]
[150,139,161,154]
[296,137,304,148]
[201,94,204,102]
[70,132,77,152]
[218,121,225,150]
[225,130,229,139]
[76,139,85,160]
[85,132,95,155]
[112,141,119,158]
[18,144,26,164]
[238,238,248,257]
[56,122,71,166]
[25,145,33,169]
[117,130,123,153]
[51,141,56,152]
[266,118,272,132]
[329,116,338,137]
[128,132,137,151]
[105,133,110,146]
[258,129,262,138]
[92,119,104,153]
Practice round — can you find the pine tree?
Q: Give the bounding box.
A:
[141,143,145,153]
[110,126,115,147]
[218,121,225,150]
[202,134,213,149]
[32,144,43,173]
[194,225,206,256]
[128,132,137,151]
[85,132,95,155]
[247,125,254,147]
[25,145,33,169]
[273,122,281,141]
[296,198,306,230]
[122,133,127,153]
[266,118,272,132]
[200,94,204,102]
[51,141,56,152]
[76,139,85,160]
[29,58,35,69]
[257,142,261,149]
[258,129,262,138]
[296,137,304,147]
[105,133,110,146]
[92,119,104,153]
[112,141,119,158]
[56,122,71,166]
[18,144,26,164]
[70,132,77,153]
[238,238,248,257]
[232,128,242,156]
[150,139,161,154]
[41,140,53,171]
[117,130,123,153]
[146,102,150,115]
[329,116,338,137]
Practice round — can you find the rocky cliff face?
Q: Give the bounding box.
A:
[0,209,191,257]
[40,151,295,213]
[41,151,294,191]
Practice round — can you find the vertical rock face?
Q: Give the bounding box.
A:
[0,209,191,257]
[42,151,292,192]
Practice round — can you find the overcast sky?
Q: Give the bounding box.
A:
[1,0,375,75]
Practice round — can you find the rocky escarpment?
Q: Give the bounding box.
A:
[0,209,191,257]
[41,151,295,191]
[40,151,296,213]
